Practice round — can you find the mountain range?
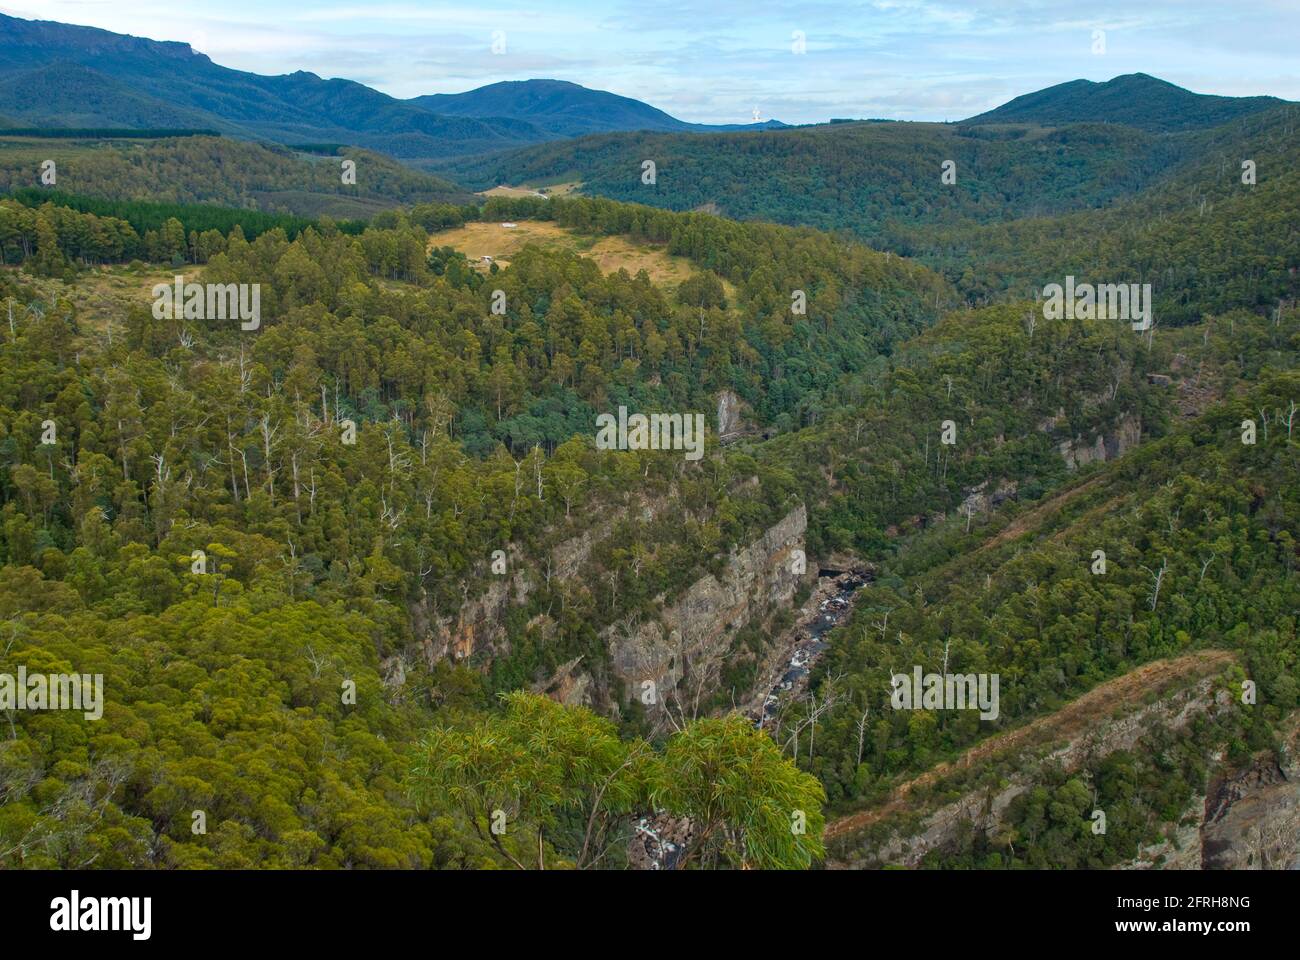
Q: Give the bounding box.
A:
[0,13,1292,175]
[0,14,783,164]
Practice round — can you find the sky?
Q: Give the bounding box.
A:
[4,0,1298,124]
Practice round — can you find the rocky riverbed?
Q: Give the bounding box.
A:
[747,565,871,729]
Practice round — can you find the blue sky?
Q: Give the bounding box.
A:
[5,0,1298,124]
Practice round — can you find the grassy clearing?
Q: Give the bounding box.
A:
[481,185,547,199]
[0,136,123,174]
[428,218,711,291]
[481,181,581,199]
[10,264,179,335]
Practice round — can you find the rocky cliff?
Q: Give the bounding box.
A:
[1056,412,1143,470]
[408,499,812,717]
[1198,714,1300,869]
[409,498,666,671]
[605,504,810,712]
[1126,714,1300,870]
[410,547,533,667]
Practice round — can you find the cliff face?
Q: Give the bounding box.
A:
[1056,412,1143,470]
[606,504,810,709]
[1201,760,1300,869]
[717,389,757,442]
[408,499,665,670]
[717,390,744,440]
[410,554,533,667]
[1198,715,1300,869]
[1127,719,1300,870]
[408,499,811,714]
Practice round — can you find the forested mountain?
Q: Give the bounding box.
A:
[0,15,783,165]
[0,14,555,162]
[902,106,1300,317]
[0,63,223,131]
[964,73,1287,132]
[410,80,786,138]
[441,118,1187,231]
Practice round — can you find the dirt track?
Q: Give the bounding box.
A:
[973,475,1103,556]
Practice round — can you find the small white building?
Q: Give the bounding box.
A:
[501,222,517,229]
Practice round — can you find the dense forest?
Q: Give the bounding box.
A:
[450,104,1300,323]
[963,73,1286,132]
[792,349,1299,797]
[0,88,1296,871]
[444,119,1190,237]
[0,128,222,139]
[0,190,950,435]
[0,184,956,867]
[0,135,473,218]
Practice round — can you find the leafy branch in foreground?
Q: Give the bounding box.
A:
[407,692,825,869]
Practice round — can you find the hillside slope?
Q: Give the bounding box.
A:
[454,101,1299,326]
[964,73,1287,132]
[0,134,473,215]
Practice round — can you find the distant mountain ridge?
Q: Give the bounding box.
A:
[0,14,783,164]
[409,79,786,137]
[0,15,1288,169]
[0,14,552,162]
[963,73,1287,132]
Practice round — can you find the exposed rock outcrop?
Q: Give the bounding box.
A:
[716,389,750,442]
[1056,413,1142,470]
[1201,716,1300,869]
[531,655,594,709]
[412,499,812,717]
[833,666,1300,871]
[424,563,533,665]
[1202,763,1300,869]
[607,504,810,708]
[961,478,1019,516]
[549,498,663,584]
[412,500,665,671]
